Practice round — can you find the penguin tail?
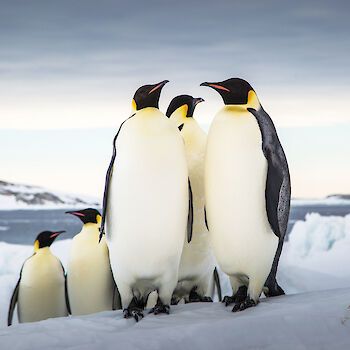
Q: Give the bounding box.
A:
[213,267,222,302]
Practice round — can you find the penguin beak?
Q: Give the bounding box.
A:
[50,231,65,238]
[200,82,230,92]
[193,97,205,106]
[65,211,85,217]
[148,80,169,95]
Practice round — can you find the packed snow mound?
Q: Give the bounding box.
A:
[0,180,100,210]
[1,289,350,350]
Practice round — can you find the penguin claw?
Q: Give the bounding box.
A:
[232,297,257,312]
[223,286,248,306]
[187,289,213,303]
[149,304,170,315]
[123,308,144,322]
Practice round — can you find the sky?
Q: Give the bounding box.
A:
[1,0,350,199]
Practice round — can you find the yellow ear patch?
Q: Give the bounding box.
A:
[34,240,40,252]
[96,214,102,227]
[247,90,260,109]
[132,99,137,111]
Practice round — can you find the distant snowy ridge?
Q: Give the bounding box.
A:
[292,194,350,206]
[0,180,100,210]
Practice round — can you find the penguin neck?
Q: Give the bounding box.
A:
[35,246,51,255]
[80,223,100,239]
[181,119,207,150]
[169,105,189,127]
[224,91,261,112]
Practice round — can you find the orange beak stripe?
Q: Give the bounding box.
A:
[209,84,230,92]
[148,83,164,95]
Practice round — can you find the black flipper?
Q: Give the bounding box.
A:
[8,272,21,326]
[213,267,222,302]
[112,281,122,310]
[204,206,209,231]
[60,262,71,314]
[187,178,193,243]
[247,107,291,240]
[99,115,135,242]
[248,106,291,296]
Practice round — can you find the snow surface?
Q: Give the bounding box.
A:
[0,180,100,210]
[2,212,350,348]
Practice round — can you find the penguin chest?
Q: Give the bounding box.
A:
[106,111,188,281]
[18,251,67,323]
[67,235,114,315]
[206,109,278,276]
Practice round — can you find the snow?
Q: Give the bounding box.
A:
[2,212,350,348]
[0,180,100,210]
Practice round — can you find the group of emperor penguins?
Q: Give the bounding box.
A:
[8,77,291,325]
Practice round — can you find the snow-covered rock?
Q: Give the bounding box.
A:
[0,180,100,210]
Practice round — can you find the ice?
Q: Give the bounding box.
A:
[1,212,350,348]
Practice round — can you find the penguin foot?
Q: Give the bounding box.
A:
[123,308,144,322]
[264,282,285,298]
[232,297,257,312]
[186,288,213,303]
[171,296,179,305]
[149,298,170,315]
[223,286,248,306]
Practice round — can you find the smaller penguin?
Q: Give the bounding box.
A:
[166,95,219,304]
[8,230,69,325]
[65,208,121,315]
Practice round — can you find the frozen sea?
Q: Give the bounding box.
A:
[1,202,350,245]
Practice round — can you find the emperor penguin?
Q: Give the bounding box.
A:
[100,80,193,321]
[65,208,121,315]
[201,78,290,311]
[166,95,218,304]
[8,230,69,325]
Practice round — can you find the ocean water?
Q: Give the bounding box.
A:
[0,204,349,245]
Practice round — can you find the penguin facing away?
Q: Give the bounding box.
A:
[65,208,121,316]
[166,95,218,304]
[8,230,69,325]
[201,78,290,311]
[100,80,193,321]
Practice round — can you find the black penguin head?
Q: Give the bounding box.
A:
[34,230,65,251]
[200,78,259,108]
[132,80,169,111]
[166,95,204,119]
[65,208,101,225]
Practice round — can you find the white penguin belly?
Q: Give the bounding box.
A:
[205,108,278,280]
[18,250,67,323]
[67,235,115,315]
[106,110,188,291]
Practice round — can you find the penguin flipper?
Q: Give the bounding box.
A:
[60,262,71,314]
[213,267,222,302]
[8,276,21,326]
[100,115,135,241]
[247,107,291,239]
[204,206,209,231]
[187,178,193,243]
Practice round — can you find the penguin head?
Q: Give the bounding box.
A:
[200,78,260,109]
[166,95,204,128]
[34,230,65,252]
[132,80,169,111]
[65,208,101,226]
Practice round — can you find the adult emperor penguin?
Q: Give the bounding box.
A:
[8,230,69,325]
[201,78,290,311]
[65,208,121,315]
[166,95,219,304]
[100,80,193,321]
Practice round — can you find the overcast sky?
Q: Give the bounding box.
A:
[1,0,349,199]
